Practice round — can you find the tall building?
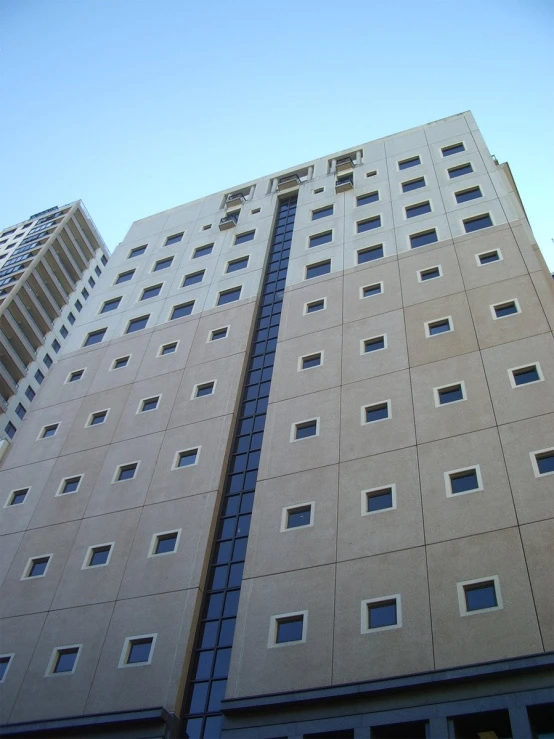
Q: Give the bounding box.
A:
[0,202,109,451]
[0,112,553,739]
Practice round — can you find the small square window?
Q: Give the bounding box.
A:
[84,328,106,346]
[217,287,241,305]
[458,578,502,615]
[492,300,519,319]
[176,448,199,468]
[284,504,313,530]
[305,298,325,313]
[357,244,384,264]
[312,206,333,220]
[152,531,179,555]
[364,402,390,423]
[477,250,501,265]
[365,598,399,630]
[129,245,147,258]
[410,229,438,248]
[313,187,324,194]
[357,216,381,233]
[447,466,482,495]
[153,257,173,272]
[5,421,16,440]
[426,317,452,336]
[193,244,213,258]
[25,556,51,578]
[101,255,108,265]
[306,260,331,279]
[101,297,121,313]
[418,266,442,281]
[60,325,68,338]
[226,257,249,273]
[25,386,36,401]
[201,223,211,231]
[365,170,377,178]
[68,369,84,382]
[234,231,255,245]
[126,315,149,333]
[95,266,102,276]
[81,288,89,300]
[171,302,194,320]
[67,312,75,325]
[140,396,160,412]
[159,342,178,355]
[112,355,130,369]
[86,545,112,567]
[183,270,204,286]
[251,207,261,214]
[464,213,493,233]
[364,486,395,514]
[435,383,465,405]
[533,449,554,476]
[0,655,13,682]
[448,163,473,178]
[165,233,183,246]
[402,177,426,193]
[309,231,332,248]
[88,410,108,426]
[141,284,162,300]
[301,353,322,370]
[51,647,80,674]
[510,364,542,386]
[194,382,215,398]
[398,156,421,170]
[357,191,379,206]
[273,614,305,644]
[15,403,26,419]
[41,423,59,439]
[406,201,431,218]
[116,463,138,481]
[35,369,44,384]
[59,476,81,495]
[75,300,83,312]
[455,186,482,203]
[123,636,155,665]
[6,488,29,506]
[363,335,386,353]
[442,142,465,156]
[88,276,95,288]
[43,353,52,368]
[361,282,383,298]
[293,419,318,440]
[116,270,135,284]
[209,327,228,341]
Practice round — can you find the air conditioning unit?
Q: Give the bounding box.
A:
[336,156,354,173]
[219,212,239,230]
[277,174,301,191]
[335,175,354,193]
[226,192,246,207]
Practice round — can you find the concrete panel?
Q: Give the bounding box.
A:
[187,301,255,367]
[398,243,465,307]
[454,226,527,290]
[424,116,472,145]
[279,275,343,341]
[135,318,198,381]
[343,260,402,324]
[531,271,554,333]
[520,519,554,651]
[32,346,106,410]
[0,459,56,536]
[0,532,23,588]
[86,331,152,393]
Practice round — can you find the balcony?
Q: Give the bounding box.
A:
[335,175,354,192]
[225,192,246,208]
[219,212,239,230]
[336,156,354,173]
[277,174,301,192]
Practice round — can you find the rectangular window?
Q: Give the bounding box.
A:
[88,276,95,288]
[226,256,249,273]
[293,419,318,440]
[426,317,452,336]
[306,260,331,279]
[88,410,108,426]
[447,466,482,495]
[35,369,44,384]
[492,300,519,319]
[67,369,84,383]
[418,265,442,281]
[129,246,147,258]
[300,353,322,370]
[363,335,386,353]
[357,215,381,233]
[140,396,160,412]
[100,297,121,313]
[272,613,306,645]
[194,382,215,398]
[85,545,112,567]
[6,488,29,506]
[305,298,325,313]
[153,257,173,272]
[112,356,130,369]
[95,266,102,276]
[193,244,213,258]
[141,284,162,300]
[398,156,421,170]
[455,186,482,203]
[458,577,502,615]
[448,163,473,178]
[357,244,383,264]
[165,233,183,246]
[126,315,149,333]
[442,142,465,156]
[159,342,178,355]
[363,596,401,632]
[60,325,68,338]
[122,636,155,665]
[171,302,194,319]
[364,486,395,513]
[116,463,138,481]
[309,231,332,248]
[84,328,106,346]
[43,353,52,368]
[406,201,431,218]
[0,656,12,682]
[176,448,199,467]
[463,213,493,233]
[81,288,89,300]
[410,229,438,248]
[365,170,377,177]
[101,255,108,265]
[284,503,313,530]
[312,205,333,220]
[15,403,26,420]
[152,531,179,555]
[182,270,204,286]
[532,449,554,476]
[40,423,59,439]
[59,476,81,495]
[67,312,75,325]
[402,177,425,193]
[51,647,80,674]
[435,382,465,405]
[234,231,255,245]
[510,364,542,387]
[364,402,390,423]
[75,300,82,312]
[25,386,36,401]
[357,191,379,206]
[209,327,228,341]
[361,282,383,298]
[116,270,135,284]
[477,250,501,265]
[217,287,241,305]
[5,422,16,439]
[25,556,51,578]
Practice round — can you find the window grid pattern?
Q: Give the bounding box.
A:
[182,196,297,739]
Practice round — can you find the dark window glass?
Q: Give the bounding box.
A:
[450,469,479,494]
[196,382,215,397]
[89,546,111,566]
[126,316,149,333]
[226,257,249,273]
[43,353,52,368]
[295,420,317,439]
[53,648,79,673]
[364,336,385,352]
[141,397,159,412]
[81,288,89,299]
[438,384,464,404]
[101,255,108,265]
[155,533,178,554]
[95,266,101,276]
[276,616,304,643]
[362,283,382,298]
[357,216,381,233]
[512,365,540,385]
[5,422,16,439]
[67,312,75,324]
[9,488,28,505]
[129,245,147,258]
[402,177,425,193]
[171,302,194,320]
[141,285,162,300]
[101,297,121,313]
[41,424,58,438]
[210,328,228,341]
[89,411,107,426]
[217,288,241,306]
[309,231,332,247]
[60,325,68,338]
[479,250,500,264]
[154,257,173,271]
[88,276,95,288]
[312,205,333,220]
[25,386,36,401]
[15,403,26,419]
[464,214,493,232]
[536,451,554,475]
[84,328,106,346]
[358,245,383,263]
[367,488,393,512]
[287,505,312,528]
[368,600,397,628]
[62,477,81,494]
[161,342,177,355]
[464,582,497,611]
[69,369,84,382]
[357,191,379,206]
[35,369,44,384]
[448,163,473,178]
[165,233,183,246]
[420,267,441,281]
[442,143,465,156]
[178,449,198,467]
[306,299,325,313]
[194,244,213,258]
[127,638,153,663]
[428,319,451,335]
[28,557,49,577]
[455,186,482,203]
[117,463,137,481]
[398,156,420,170]
[410,229,438,248]
[302,354,321,369]
[183,270,204,286]
[234,231,255,245]
[406,201,431,218]
[113,356,129,369]
[75,300,82,311]
[306,261,331,279]
[116,270,135,283]
[365,403,389,423]
[494,301,518,318]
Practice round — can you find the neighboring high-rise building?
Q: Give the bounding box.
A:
[0,112,552,739]
[0,202,109,451]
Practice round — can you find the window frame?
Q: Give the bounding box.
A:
[447,162,474,179]
[128,245,147,259]
[398,156,421,170]
[361,594,402,633]
[148,529,182,557]
[118,634,157,668]
[361,484,397,516]
[5,487,30,508]
[207,326,229,342]
[170,301,194,320]
[86,409,109,427]
[303,298,326,315]
[308,230,333,249]
[457,576,502,616]
[445,464,483,498]
[140,283,163,301]
[45,645,82,677]
[100,297,122,314]
[401,176,426,193]
[291,417,320,442]
[182,270,205,287]
[153,256,174,272]
[433,381,466,407]
[268,611,308,648]
[417,265,443,282]
[455,186,482,204]
[305,260,331,280]
[361,334,387,355]
[298,352,323,371]
[476,248,503,266]
[362,400,391,425]
[441,142,466,157]
[311,205,334,220]
[359,281,384,300]
[82,542,114,569]
[191,381,216,399]
[356,191,380,206]
[357,215,382,233]
[158,341,179,356]
[280,502,315,532]
[172,447,201,470]
[410,229,438,249]
[509,362,544,389]
[225,256,250,274]
[530,448,554,478]
[112,461,140,483]
[463,213,494,233]
[490,298,521,320]
[21,554,52,580]
[65,368,86,384]
[164,233,184,246]
[425,316,453,338]
[125,315,150,334]
[357,244,384,264]
[137,395,161,413]
[83,328,107,347]
[55,475,83,497]
[110,355,131,371]
[217,287,242,306]
[0,654,14,683]
[192,243,214,259]
[38,423,59,440]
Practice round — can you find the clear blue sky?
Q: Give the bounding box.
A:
[1,0,553,267]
